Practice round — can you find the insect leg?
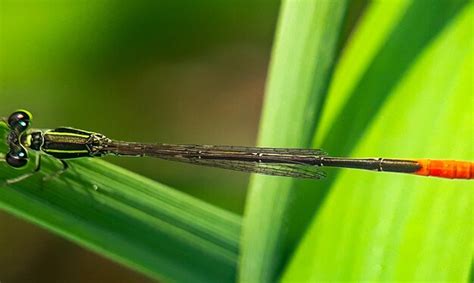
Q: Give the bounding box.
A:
[42,159,69,182]
[2,153,42,185]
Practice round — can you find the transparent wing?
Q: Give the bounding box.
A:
[172,145,327,157]
[170,156,327,179]
[106,142,327,179]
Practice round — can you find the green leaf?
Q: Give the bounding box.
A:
[239,1,349,282]
[0,124,241,283]
[283,1,473,282]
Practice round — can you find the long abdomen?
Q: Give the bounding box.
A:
[415,159,473,179]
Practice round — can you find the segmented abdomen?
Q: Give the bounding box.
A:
[415,159,473,179]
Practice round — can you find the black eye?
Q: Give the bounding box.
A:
[6,147,29,168]
[8,110,32,132]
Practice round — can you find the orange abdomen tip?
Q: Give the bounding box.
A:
[415,159,473,179]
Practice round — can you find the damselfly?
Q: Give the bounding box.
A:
[1,110,472,185]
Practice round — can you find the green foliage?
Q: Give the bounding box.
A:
[1,0,472,282]
[239,0,349,282]
[0,124,240,283]
[242,0,472,282]
[283,2,473,281]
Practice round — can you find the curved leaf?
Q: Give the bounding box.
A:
[0,124,241,283]
[283,2,473,281]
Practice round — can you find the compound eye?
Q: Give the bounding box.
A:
[8,110,32,132]
[6,147,29,168]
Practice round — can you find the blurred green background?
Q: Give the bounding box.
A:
[0,1,279,281]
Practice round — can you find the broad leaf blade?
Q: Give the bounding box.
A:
[283,2,473,281]
[239,1,349,282]
[0,124,241,283]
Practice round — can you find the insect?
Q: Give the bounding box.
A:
[1,110,472,185]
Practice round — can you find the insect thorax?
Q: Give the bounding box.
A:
[27,131,45,151]
[86,133,111,156]
[39,127,110,159]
